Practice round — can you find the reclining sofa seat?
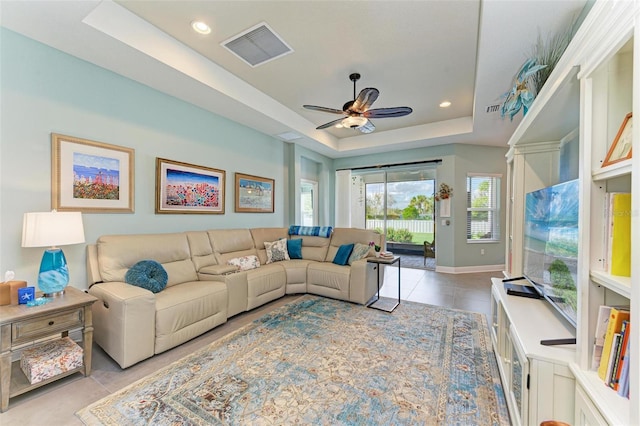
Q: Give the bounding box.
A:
[87,233,228,368]
[86,227,382,369]
[200,229,287,316]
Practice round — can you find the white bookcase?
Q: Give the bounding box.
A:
[502,1,639,425]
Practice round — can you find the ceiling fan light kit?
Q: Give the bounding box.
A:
[342,116,368,128]
[303,73,412,134]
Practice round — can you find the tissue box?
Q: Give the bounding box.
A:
[20,337,83,384]
[0,280,27,305]
[0,283,10,305]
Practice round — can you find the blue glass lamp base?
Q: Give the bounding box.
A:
[38,248,69,297]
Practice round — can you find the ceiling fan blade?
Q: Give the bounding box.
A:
[358,119,376,134]
[351,88,379,113]
[363,106,413,118]
[316,117,346,130]
[303,105,346,115]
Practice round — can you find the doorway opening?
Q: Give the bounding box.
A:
[300,179,318,226]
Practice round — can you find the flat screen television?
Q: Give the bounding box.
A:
[523,178,579,330]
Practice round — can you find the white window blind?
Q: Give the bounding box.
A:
[467,174,501,242]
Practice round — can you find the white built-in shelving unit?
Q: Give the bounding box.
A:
[500,1,639,425]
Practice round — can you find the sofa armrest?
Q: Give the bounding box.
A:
[348,259,380,305]
[88,282,156,368]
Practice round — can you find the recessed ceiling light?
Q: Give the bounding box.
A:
[439,101,452,108]
[191,20,211,35]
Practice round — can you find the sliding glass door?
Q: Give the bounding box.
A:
[357,167,436,254]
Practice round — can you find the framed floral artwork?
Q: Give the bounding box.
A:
[235,173,274,213]
[51,133,134,213]
[602,112,632,167]
[155,158,225,214]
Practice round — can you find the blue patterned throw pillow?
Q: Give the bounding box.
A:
[125,260,168,293]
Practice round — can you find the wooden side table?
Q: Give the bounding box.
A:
[367,255,401,312]
[0,286,96,412]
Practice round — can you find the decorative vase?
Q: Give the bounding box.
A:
[38,248,69,296]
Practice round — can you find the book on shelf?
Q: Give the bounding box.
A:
[597,307,630,381]
[591,305,613,370]
[604,332,622,387]
[617,329,631,398]
[610,320,630,390]
[605,192,631,277]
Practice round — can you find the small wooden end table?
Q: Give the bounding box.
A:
[0,286,97,412]
[367,255,401,312]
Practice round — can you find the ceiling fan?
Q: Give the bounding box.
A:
[303,73,413,134]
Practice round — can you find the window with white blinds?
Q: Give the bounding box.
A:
[467,174,501,242]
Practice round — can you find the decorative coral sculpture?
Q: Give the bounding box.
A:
[500,58,547,121]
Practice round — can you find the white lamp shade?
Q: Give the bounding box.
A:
[22,211,85,248]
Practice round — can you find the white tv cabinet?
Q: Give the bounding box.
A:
[491,278,575,426]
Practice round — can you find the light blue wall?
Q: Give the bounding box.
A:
[451,144,508,268]
[0,29,310,288]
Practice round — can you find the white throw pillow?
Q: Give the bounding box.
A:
[264,239,290,263]
[226,255,261,271]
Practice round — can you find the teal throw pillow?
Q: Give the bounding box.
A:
[125,260,168,293]
[333,243,354,266]
[287,238,303,259]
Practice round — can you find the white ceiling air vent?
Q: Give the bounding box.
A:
[222,22,293,67]
[485,104,501,114]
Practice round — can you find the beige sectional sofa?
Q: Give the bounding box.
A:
[86,227,383,368]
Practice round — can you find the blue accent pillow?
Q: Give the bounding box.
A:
[125,260,168,293]
[287,238,303,259]
[333,243,354,266]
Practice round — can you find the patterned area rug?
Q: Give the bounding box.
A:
[77,296,509,425]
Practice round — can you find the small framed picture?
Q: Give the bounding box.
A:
[52,133,134,213]
[155,158,225,214]
[602,112,632,167]
[235,173,275,213]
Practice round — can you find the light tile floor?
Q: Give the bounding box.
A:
[0,266,504,425]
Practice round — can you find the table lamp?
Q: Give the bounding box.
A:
[21,210,85,297]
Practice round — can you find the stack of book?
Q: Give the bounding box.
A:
[378,251,394,259]
[593,305,631,398]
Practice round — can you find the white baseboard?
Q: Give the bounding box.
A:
[435,264,505,274]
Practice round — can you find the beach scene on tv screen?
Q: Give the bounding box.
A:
[523,179,579,325]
